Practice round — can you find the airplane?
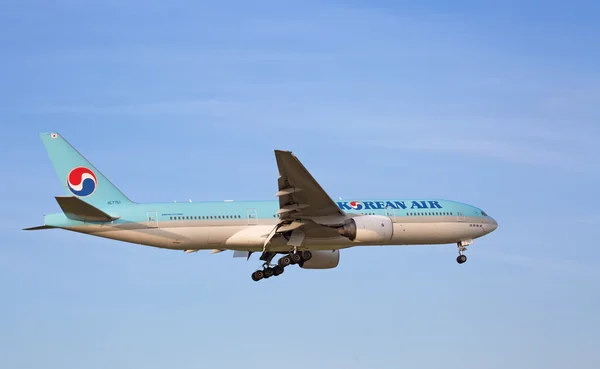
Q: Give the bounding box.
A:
[25,132,498,281]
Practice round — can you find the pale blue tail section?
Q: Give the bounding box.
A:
[40,132,134,208]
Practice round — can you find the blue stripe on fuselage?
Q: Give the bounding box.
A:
[43,198,487,227]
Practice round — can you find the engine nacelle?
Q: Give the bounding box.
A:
[300,250,340,269]
[336,215,393,242]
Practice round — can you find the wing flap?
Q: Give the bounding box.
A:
[286,229,306,247]
[275,187,303,197]
[276,203,310,214]
[277,221,305,233]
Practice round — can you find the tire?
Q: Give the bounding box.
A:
[290,253,302,264]
[301,250,312,261]
[264,267,274,278]
[278,256,292,267]
[252,270,264,281]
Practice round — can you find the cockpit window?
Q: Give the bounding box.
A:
[481,211,488,216]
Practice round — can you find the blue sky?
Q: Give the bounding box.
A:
[1,0,600,368]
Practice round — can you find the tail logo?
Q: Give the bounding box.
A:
[67,167,98,197]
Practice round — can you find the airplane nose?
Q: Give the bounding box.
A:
[488,217,498,233]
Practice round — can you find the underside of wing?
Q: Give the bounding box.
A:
[274,150,345,220]
[263,150,348,250]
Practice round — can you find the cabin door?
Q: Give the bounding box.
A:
[146,211,159,228]
[247,209,258,225]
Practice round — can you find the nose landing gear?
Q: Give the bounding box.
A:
[456,239,473,264]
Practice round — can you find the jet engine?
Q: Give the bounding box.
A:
[335,215,393,242]
[300,250,340,269]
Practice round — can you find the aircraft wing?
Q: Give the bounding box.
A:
[274,150,346,220]
[257,150,348,251]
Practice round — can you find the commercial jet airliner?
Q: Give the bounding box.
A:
[25,133,498,281]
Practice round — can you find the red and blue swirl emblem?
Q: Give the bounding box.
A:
[349,201,363,210]
[67,167,98,197]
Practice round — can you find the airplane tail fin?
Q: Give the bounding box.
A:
[39,132,134,208]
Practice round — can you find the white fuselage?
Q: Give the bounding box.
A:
[63,214,498,252]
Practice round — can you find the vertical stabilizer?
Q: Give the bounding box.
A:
[39,132,134,208]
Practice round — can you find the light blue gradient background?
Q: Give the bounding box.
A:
[1,1,599,368]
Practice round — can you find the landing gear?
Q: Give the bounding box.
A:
[251,250,313,281]
[263,267,275,278]
[301,250,312,262]
[456,240,472,265]
[251,270,264,281]
[290,253,302,264]
[278,255,292,267]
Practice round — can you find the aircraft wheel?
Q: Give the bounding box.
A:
[263,267,275,278]
[301,250,312,261]
[290,253,302,264]
[457,255,467,264]
[251,270,264,281]
[273,265,284,276]
[278,255,292,267]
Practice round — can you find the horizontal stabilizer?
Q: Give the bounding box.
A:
[23,225,55,231]
[55,196,120,222]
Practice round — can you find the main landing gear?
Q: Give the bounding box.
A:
[251,250,312,281]
[456,239,472,264]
